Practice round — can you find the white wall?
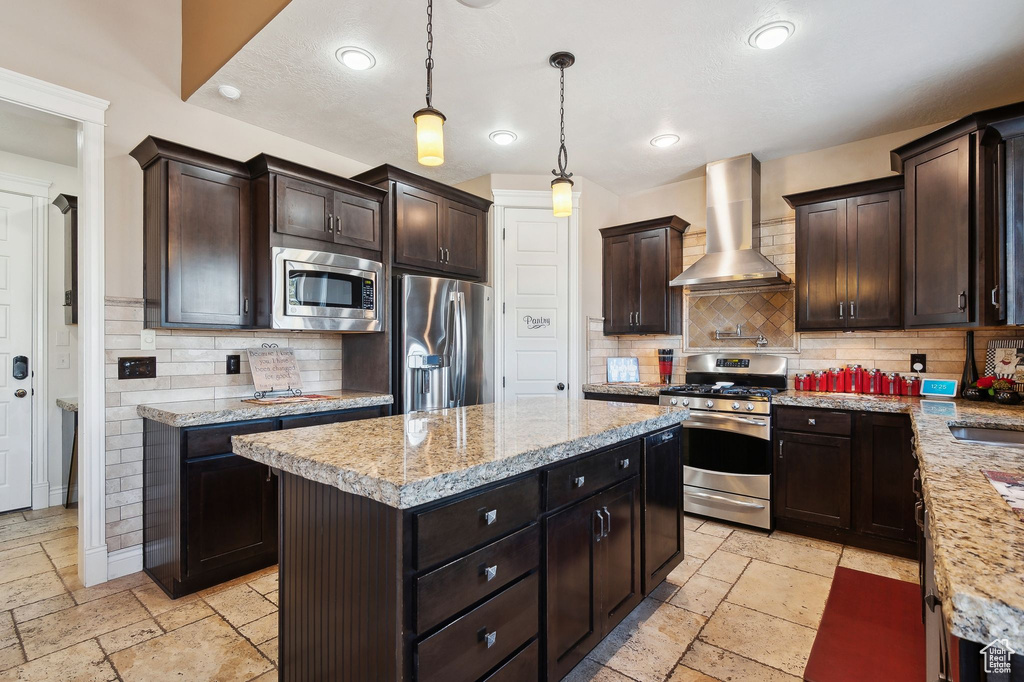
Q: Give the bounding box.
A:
[0,150,80,502]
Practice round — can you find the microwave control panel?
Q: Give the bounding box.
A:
[362,279,375,310]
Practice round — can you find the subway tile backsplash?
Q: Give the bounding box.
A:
[103,297,344,554]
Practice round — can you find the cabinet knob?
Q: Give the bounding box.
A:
[480,629,497,649]
[808,418,816,425]
[482,564,497,582]
[619,458,630,469]
[573,476,585,489]
[482,509,497,525]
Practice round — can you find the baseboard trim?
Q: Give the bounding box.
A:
[32,482,50,510]
[48,486,68,508]
[107,545,143,580]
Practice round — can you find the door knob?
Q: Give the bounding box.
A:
[556,382,565,391]
[14,389,27,399]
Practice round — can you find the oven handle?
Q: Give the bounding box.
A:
[685,415,768,427]
[687,491,766,510]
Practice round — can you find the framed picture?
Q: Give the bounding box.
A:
[984,340,1024,392]
[606,357,640,383]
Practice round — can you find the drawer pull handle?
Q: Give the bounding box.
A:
[619,458,630,469]
[482,509,497,526]
[661,432,673,443]
[573,476,585,489]
[482,564,497,582]
[603,506,611,537]
[479,629,497,649]
[807,418,816,425]
[915,501,924,530]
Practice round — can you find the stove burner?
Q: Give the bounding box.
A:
[662,384,780,398]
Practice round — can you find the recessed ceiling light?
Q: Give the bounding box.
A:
[489,130,517,145]
[650,134,680,148]
[749,21,794,50]
[457,0,502,7]
[335,46,376,70]
[218,85,241,100]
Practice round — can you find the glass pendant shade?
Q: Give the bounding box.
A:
[415,108,445,167]
[551,177,573,217]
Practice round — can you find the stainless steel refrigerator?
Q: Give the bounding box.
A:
[395,275,494,413]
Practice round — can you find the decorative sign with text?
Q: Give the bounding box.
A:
[247,348,303,394]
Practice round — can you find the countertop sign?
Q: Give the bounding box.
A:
[247,348,303,394]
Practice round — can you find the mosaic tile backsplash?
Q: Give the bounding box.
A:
[686,288,796,351]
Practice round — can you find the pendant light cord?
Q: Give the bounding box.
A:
[553,61,572,180]
[425,0,434,108]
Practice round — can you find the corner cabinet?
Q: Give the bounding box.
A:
[352,164,492,281]
[784,177,903,331]
[600,216,688,335]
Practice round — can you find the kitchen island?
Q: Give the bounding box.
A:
[232,398,689,682]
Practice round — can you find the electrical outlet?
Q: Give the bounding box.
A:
[119,356,157,380]
[226,355,241,375]
[911,353,927,373]
[55,353,71,370]
[140,329,157,351]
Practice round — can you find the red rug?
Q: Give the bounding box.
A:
[804,566,925,682]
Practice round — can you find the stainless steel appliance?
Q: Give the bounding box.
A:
[658,352,789,529]
[271,247,384,332]
[395,275,494,414]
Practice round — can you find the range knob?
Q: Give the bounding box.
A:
[705,400,714,408]
[681,398,690,407]
[745,403,755,411]
[731,402,740,410]
[669,398,678,406]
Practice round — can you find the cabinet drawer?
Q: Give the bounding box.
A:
[277,406,383,430]
[417,573,539,682]
[546,440,641,510]
[416,524,539,633]
[414,475,540,570]
[775,407,851,436]
[184,419,277,459]
[482,639,539,682]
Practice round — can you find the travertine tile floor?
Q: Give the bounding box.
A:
[0,506,917,681]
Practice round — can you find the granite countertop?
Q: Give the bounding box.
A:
[56,397,78,413]
[137,389,393,427]
[232,398,688,509]
[777,390,1024,649]
[582,382,666,398]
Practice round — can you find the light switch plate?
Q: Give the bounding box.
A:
[140,329,157,351]
[55,329,70,347]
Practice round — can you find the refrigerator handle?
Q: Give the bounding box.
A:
[446,291,458,408]
[458,291,469,406]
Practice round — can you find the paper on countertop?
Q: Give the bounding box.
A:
[982,469,1024,522]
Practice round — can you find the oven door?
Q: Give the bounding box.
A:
[272,247,383,331]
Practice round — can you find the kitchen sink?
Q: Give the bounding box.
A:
[948,426,1024,448]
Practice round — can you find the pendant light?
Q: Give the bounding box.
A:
[549,52,575,217]
[414,0,445,166]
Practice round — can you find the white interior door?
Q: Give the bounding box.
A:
[502,207,569,401]
[0,190,34,512]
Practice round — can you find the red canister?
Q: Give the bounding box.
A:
[882,372,902,396]
[863,368,882,394]
[794,373,810,391]
[827,367,846,393]
[812,370,827,392]
[845,364,862,393]
[905,375,921,396]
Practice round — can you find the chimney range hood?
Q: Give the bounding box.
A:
[670,153,791,290]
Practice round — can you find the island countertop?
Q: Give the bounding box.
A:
[232,398,688,510]
[137,389,393,427]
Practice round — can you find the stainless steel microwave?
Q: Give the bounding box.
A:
[271,247,384,332]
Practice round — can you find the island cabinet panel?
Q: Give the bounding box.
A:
[642,426,684,592]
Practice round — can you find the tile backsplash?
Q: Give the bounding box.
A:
[103,297,344,554]
[686,287,796,351]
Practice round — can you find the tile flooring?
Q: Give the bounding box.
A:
[0,506,918,681]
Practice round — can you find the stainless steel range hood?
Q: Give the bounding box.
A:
[670,154,791,290]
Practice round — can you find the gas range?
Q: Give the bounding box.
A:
[660,385,778,415]
[657,353,788,416]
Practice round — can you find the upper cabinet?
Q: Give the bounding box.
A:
[600,216,688,335]
[785,177,903,331]
[892,101,1024,328]
[353,165,492,281]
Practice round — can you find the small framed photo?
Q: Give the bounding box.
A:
[606,357,640,383]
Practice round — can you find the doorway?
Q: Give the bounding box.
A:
[493,190,580,403]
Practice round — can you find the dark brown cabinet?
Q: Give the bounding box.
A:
[600,216,687,335]
[353,165,492,281]
[274,173,381,251]
[54,194,78,325]
[773,406,917,558]
[642,426,684,592]
[785,176,902,331]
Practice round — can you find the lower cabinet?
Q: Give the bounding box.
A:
[773,406,916,557]
[642,426,684,592]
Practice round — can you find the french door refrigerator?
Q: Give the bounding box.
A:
[395,275,494,414]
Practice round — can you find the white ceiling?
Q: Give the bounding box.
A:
[190,0,1024,194]
[0,99,78,167]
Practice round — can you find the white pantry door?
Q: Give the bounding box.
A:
[0,191,33,512]
[502,208,569,401]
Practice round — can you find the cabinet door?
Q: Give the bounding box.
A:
[642,428,683,593]
[545,498,602,682]
[597,477,642,637]
[602,234,635,334]
[634,229,669,333]
[904,136,972,326]
[854,413,916,542]
[394,182,443,271]
[166,161,252,327]
[846,191,901,328]
[441,199,486,279]
[184,454,276,577]
[275,175,333,241]
[333,192,381,251]
[796,200,847,330]
[774,430,851,528]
